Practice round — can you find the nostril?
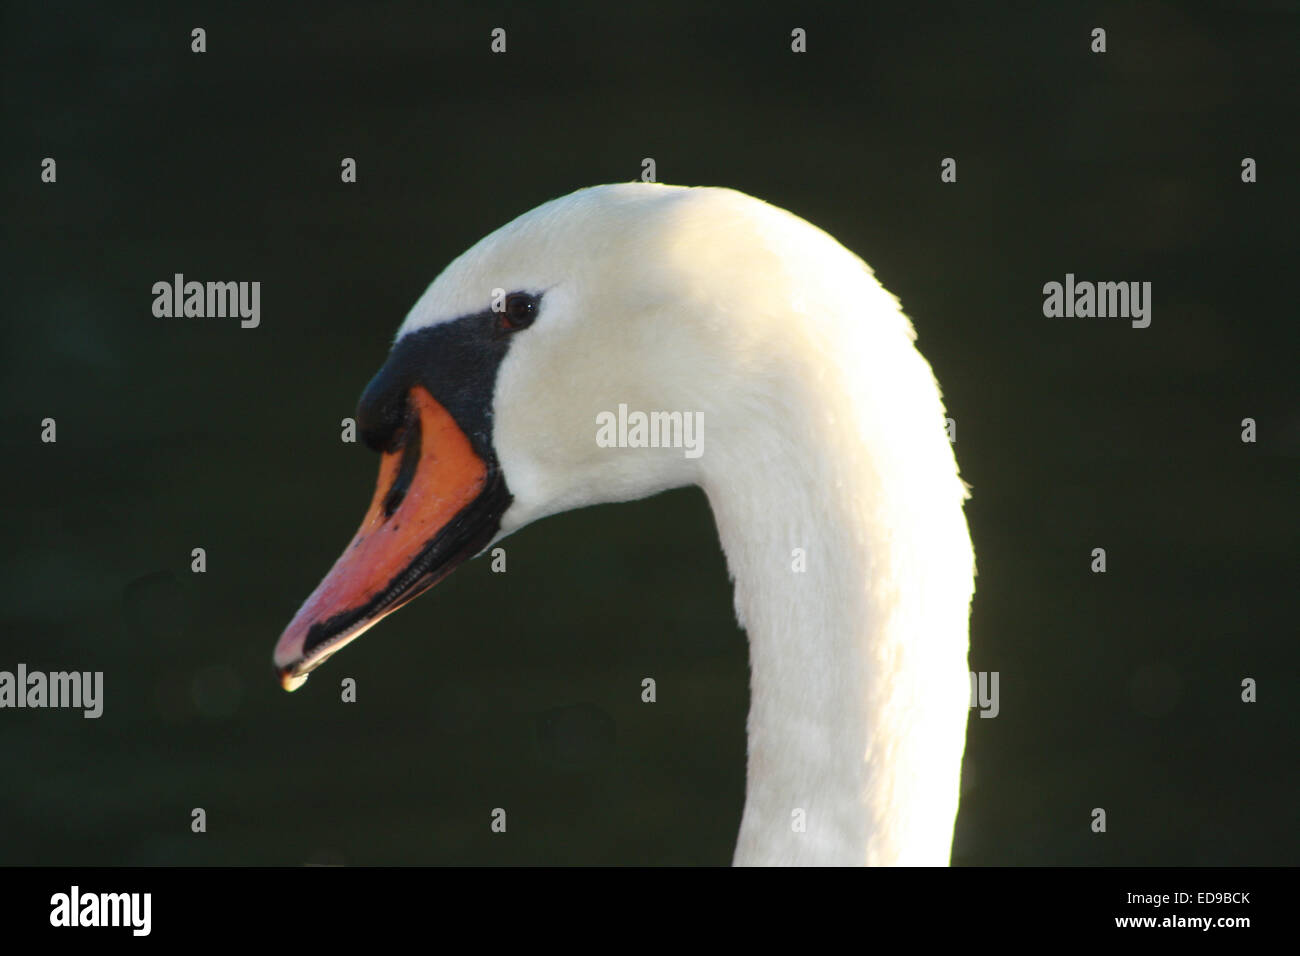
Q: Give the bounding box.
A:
[381,418,423,518]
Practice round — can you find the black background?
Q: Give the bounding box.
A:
[1,1,1296,865]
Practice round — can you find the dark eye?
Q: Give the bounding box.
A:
[500,292,539,332]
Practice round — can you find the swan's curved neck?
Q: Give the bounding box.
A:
[701,355,973,866]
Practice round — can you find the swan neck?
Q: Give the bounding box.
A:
[704,378,973,866]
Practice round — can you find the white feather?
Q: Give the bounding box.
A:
[400,183,975,865]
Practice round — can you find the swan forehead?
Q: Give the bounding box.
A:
[395,182,706,340]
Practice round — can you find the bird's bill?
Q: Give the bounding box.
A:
[273,386,504,691]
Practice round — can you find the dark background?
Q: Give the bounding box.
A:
[1,1,1295,865]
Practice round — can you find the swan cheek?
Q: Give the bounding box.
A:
[272,386,509,691]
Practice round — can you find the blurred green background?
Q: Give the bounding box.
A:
[1,1,1296,865]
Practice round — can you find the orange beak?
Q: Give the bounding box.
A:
[273,385,506,690]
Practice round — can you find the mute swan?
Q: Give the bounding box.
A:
[273,183,975,866]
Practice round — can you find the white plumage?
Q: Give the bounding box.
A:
[398,183,975,865]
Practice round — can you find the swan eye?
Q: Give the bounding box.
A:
[500,292,539,332]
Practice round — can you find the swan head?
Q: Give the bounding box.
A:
[274,184,729,687]
[273,182,927,689]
